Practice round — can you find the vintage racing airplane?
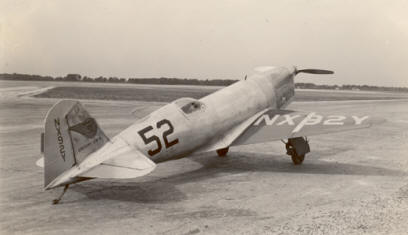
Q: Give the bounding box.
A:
[36,66,382,204]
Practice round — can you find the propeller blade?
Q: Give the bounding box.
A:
[295,69,334,75]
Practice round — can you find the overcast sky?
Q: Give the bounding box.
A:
[1,0,407,86]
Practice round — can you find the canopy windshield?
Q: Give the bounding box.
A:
[173,98,206,114]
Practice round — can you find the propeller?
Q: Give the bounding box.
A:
[294,68,334,75]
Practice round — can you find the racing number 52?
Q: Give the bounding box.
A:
[138,119,179,156]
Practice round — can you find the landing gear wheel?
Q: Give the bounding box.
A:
[291,153,305,165]
[284,137,310,165]
[216,147,229,157]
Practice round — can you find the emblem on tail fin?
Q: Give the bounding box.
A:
[68,117,98,138]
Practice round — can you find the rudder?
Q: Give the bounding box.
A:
[43,100,109,188]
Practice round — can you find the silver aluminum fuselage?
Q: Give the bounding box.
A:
[117,67,295,163]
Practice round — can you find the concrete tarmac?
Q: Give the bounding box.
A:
[1,83,408,234]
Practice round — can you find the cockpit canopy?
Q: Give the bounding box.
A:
[173,97,206,114]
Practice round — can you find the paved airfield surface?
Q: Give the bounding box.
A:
[1,81,408,234]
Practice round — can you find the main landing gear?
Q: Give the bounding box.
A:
[284,137,310,165]
[216,147,229,157]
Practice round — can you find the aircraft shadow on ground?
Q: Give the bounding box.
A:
[176,151,406,182]
[70,150,405,204]
[71,180,188,204]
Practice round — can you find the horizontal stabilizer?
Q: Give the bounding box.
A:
[79,147,156,179]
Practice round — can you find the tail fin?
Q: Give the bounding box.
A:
[43,100,109,188]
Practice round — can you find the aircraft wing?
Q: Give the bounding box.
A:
[232,109,384,146]
[193,108,271,154]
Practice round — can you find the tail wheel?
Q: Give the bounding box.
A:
[291,153,305,165]
[216,147,229,157]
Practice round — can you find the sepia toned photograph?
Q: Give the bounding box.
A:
[1,1,407,234]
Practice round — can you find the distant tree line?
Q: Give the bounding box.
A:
[0,73,237,86]
[295,82,408,93]
[1,73,407,92]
